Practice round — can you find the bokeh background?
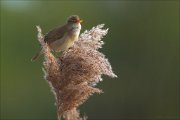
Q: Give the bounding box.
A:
[0,0,179,120]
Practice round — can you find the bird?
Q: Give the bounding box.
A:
[31,15,83,61]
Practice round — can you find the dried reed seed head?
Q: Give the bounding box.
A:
[57,82,102,114]
[36,24,117,120]
[63,108,87,120]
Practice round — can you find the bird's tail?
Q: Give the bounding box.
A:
[31,48,43,62]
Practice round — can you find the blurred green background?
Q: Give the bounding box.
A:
[0,0,179,120]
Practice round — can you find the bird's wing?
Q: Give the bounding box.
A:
[44,24,67,44]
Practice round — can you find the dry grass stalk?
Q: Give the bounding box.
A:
[36,24,117,120]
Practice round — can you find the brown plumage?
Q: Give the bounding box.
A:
[44,25,67,45]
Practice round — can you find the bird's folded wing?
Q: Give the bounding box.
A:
[44,24,67,44]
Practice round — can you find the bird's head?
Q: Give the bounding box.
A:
[67,15,83,24]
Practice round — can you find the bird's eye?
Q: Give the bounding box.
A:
[68,19,77,23]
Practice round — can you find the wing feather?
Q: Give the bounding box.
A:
[44,24,67,44]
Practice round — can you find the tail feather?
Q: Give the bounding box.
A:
[31,48,42,62]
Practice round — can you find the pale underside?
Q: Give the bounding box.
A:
[49,32,79,52]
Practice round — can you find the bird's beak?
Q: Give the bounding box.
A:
[79,19,83,23]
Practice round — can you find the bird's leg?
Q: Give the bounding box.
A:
[68,47,72,50]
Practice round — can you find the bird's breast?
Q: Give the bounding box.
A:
[50,31,79,52]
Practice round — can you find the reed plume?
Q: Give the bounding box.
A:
[36,24,117,120]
